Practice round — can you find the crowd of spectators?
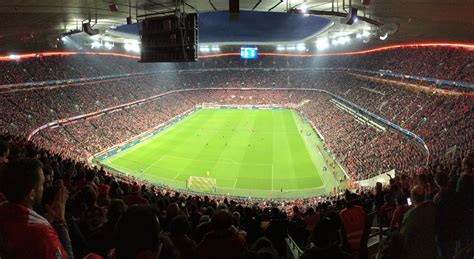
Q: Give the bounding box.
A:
[1,46,472,85]
[0,45,473,258]
[0,64,471,178]
[0,132,473,258]
[0,55,156,85]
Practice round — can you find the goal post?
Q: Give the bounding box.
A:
[187,176,217,193]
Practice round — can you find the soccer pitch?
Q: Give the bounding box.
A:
[99,108,339,198]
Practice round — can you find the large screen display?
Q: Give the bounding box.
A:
[240,47,258,59]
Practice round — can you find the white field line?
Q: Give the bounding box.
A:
[143,155,167,173]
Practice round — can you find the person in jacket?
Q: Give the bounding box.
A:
[0,158,71,259]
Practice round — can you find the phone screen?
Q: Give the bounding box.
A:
[407,198,412,206]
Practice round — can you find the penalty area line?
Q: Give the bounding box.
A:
[173,172,182,180]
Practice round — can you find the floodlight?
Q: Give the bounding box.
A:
[199,46,210,52]
[91,41,102,49]
[103,42,114,50]
[296,43,306,51]
[316,39,329,50]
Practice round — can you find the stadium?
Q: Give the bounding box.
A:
[0,0,473,259]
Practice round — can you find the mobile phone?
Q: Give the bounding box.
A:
[407,198,412,206]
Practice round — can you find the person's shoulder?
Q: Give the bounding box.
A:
[28,220,58,239]
[338,207,348,215]
[422,201,436,211]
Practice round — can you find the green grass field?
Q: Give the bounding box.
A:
[99,108,340,198]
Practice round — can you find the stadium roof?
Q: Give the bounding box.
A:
[110,11,333,45]
[0,0,473,52]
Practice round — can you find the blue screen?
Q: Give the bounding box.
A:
[240,47,258,59]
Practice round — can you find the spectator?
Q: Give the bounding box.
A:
[41,185,75,259]
[167,215,198,259]
[125,183,149,206]
[301,215,344,259]
[194,214,212,243]
[400,185,437,259]
[455,153,474,255]
[303,207,320,233]
[0,140,9,166]
[389,195,411,230]
[375,232,407,259]
[88,199,127,258]
[339,192,366,254]
[197,210,248,259]
[378,193,395,227]
[113,205,163,259]
[0,140,9,202]
[78,185,106,236]
[0,158,71,259]
[42,163,54,189]
[244,237,279,259]
[433,171,458,258]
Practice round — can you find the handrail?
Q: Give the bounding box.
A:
[286,234,304,259]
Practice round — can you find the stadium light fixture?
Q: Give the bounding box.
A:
[91,41,102,49]
[276,45,285,51]
[286,45,296,51]
[199,46,210,52]
[8,54,21,60]
[301,2,308,13]
[334,36,350,45]
[3,43,474,62]
[344,36,351,44]
[123,42,140,53]
[103,42,114,50]
[123,40,138,52]
[296,43,306,51]
[316,39,329,50]
[211,45,220,52]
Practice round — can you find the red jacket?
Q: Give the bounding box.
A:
[0,202,68,259]
[339,206,365,252]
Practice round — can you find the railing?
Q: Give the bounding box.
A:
[286,234,304,259]
[367,210,391,242]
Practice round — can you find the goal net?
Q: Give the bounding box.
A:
[187,176,217,193]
